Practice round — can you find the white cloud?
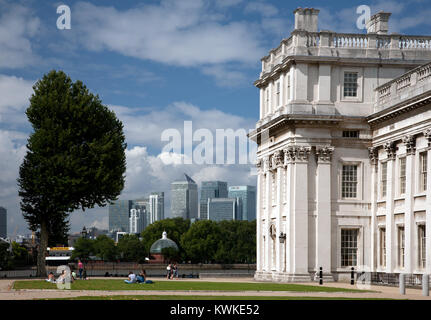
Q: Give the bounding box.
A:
[0,74,34,125]
[0,2,40,69]
[201,65,249,88]
[244,2,279,17]
[71,1,264,67]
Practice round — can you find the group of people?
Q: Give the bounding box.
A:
[166,263,179,280]
[45,259,88,284]
[124,269,153,284]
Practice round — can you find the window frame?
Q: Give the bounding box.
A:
[419,151,428,192]
[339,227,361,268]
[380,161,388,199]
[399,157,406,196]
[341,164,358,199]
[340,67,363,102]
[397,225,405,269]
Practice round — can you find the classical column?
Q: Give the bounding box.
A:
[263,156,271,272]
[368,147,379,272]
[424,129,431,274]
[255,159,263,272]
[402,135,416,273]
[273,150,284,273]
[384,141,397,273]
[315,146,334,276]
[259,88,264,119]
[290,146,311,276]
[283,148,294,274]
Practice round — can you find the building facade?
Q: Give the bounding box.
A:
[108,200,132,233]
[200,181,228,219]
[228,186,257,221]
[249,8,431,282]
[149,192,165,223]
[207,198,240,222]
[171,174,198,220]
[0,207,6,239]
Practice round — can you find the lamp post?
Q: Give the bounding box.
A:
[81,226,87,239]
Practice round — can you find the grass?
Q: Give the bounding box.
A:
[40,295,393,301]
[13,279,368,293]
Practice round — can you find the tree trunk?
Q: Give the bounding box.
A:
[36,221,48,277]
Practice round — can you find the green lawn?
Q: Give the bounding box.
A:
[13,279,368,293]
[41,295,393,301]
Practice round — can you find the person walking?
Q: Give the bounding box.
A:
[78,259,83,279]
[166,263,171,279]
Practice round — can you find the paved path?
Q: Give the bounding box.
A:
[1,278,430,300]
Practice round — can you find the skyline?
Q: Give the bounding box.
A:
[1,0,431,235]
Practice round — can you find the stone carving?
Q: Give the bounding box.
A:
[424,128,431,147]
[283,146,311,163]
[368,147,379,166]
[402,135,416,155]
[383,141,397,160]
[315,146,334,163]
[255,158,263,173]
[263,156,270,172]
[272,150,284,168]
[269,224,277,240]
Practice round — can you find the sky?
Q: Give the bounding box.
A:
[1,0,431,237]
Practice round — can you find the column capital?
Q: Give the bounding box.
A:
[283,146,311,163]
[271,150,284,169]
[263,156,271,172]
[424,128,431,148]
[402,135,416,155]
[255,158,263,173]
[315,145,334,163]
[384,141,397,160]
[368,146,379,166]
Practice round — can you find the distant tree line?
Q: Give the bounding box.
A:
[0,242,33,270]
[71,218,256,264]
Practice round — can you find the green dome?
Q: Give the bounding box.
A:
[150,231,179,254]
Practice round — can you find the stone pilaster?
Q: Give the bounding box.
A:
[402,135,416,273]
[424,129,431,274]
[384,141,396,273]
[315,146,334,278]
[255,158,263,272]
[368,146,379,272]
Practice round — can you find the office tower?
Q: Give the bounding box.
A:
[199,181,228,220]
[171,174,198,220]
[149,192,164,223]
[228,186,257,221]
[108,200,132,233]
[129,201,147,234]
[0,207,6,239]
[207,198,240,222]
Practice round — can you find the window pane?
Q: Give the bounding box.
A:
[344,72,358,97]
[342,165,358,198]
[341,229,359,267]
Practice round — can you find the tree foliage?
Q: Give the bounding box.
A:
[117,234,146,263]
[18,70,126,276]
[93,235,118,261]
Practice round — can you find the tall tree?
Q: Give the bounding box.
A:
[18,70,127,276]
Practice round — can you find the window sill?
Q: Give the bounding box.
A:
[414,193,427,198]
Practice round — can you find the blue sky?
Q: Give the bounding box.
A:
[1,0,431,236]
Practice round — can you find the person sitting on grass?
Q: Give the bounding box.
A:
[46,272,55,283]
[124,271,137,284]
[56,270,66,284]
[137,269,146,283]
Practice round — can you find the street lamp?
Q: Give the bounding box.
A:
[81,226,88,238]
[279,232,286,243]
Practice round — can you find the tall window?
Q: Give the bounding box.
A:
[341,229,359,267]
[399,157,406,195]
[379,228,386,268]
[344,72,358,97]
[342,165,358,198]
[381,162,387,198]
[420,152,428,192]
[276,81,281,107]
[398,226,405,268]
[418,224,426,269]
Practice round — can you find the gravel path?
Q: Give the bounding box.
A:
[1,278,430,300]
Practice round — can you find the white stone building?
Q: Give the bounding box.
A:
[249,8,431,282]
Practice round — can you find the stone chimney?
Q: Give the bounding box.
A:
[366,11,391,34]
[294,7,320,32]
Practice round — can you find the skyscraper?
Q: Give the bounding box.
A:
[207,198,240,222]
[149,192,164,223]
[0,207,6,239]
[171,174,198,220]
[199,181,228,219]
[228,186,257,221]
[108,200,132,233]
[129,201,146,234]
